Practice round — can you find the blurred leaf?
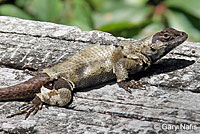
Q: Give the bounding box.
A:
[99,22,135,31]
[97,0,130,12]
[88,0,148,11]
[15,0,28,7]
[99,21,150,38]
[68,0,93,30]
[124,0,149,6]
[86,0,108,11]
[166,10,200,41]
[0,4,32,19]
[92,0,152,37]
[94,5,152,28]
[58,0,73,24]
[96,0,148,12]
[166,0,200,19]
[26,0,63,22]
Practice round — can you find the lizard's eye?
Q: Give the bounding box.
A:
[160,33,175,42]
[152,29,176,43]
[163,33,170,38]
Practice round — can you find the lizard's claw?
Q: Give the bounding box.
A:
[7,96,43,119]
[119,80,148,93]
[21,96,43,119]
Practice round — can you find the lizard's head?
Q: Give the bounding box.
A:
[143,28,188,63]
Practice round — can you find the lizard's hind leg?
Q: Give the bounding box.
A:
[8,87,73,119]
[37,86,72,107]
[7,78,74,119]
[37,77,74,106]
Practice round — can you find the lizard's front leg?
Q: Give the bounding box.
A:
[114,56,150,93]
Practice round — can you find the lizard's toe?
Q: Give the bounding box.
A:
[23,96,43,119]
[7,96,43,119]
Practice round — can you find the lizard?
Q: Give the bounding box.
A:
[0,28,188,119]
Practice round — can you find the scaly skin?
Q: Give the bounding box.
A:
[0,28,188,119]
[0,73,49,100]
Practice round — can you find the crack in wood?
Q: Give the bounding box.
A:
[0,30,117,45]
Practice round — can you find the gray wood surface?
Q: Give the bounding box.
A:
[0,16,200,134]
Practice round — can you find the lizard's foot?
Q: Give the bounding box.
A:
[118,80,148,93]
[7,96,43,119]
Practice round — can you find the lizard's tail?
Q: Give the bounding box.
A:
[0,73,50,101]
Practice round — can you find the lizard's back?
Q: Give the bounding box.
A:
[43,44,123,88]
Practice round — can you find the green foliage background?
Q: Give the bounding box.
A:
[0,0,200,41]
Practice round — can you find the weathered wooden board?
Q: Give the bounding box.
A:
[0,16,200,134]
